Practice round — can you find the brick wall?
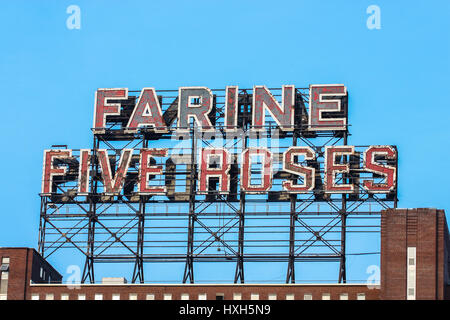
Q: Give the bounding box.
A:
[0,248,32,300]
[380,208,449,300]
[0,248,62,300]
[27,283,379,300]
[2,208,450,300]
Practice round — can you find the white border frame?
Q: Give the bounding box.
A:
[224,86,239,132]
[77,149,91,195]
[308,84,347,131]
[41,149,73,195]
[126,88,168,133]
[97,148,133,195]
[197,148,231,194]
[251,85,295,132]
[240,147,273,194]
[177,87,215,133]
[138,148,168,195]
[93,88,128,134]
[362,145,397,193]
[282,146,316,193]
[324,145,355,194]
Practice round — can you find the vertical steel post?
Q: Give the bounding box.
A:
[132,197,145,283]
[38,197,47,256]
[82,135,99,283]
[234,127,247,283]
[286,132,297,283]
[183,127,197,283]
[338,133,348,283]
[133,138,147,283]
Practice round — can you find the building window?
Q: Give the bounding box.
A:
[31,294,40,300]
[95,293,103,300]
[0,257,10,300]
[250,293,259,300]
[0,272,8,281]
[357,293,366,300]
[322,293,331,300]
[181,293,189,300]
[233,293,242,300]
[0,271,9,296]
[303,294,312,300]
[216,293,224,300]
[339,293,348,300]
[112,293,120,300]
[407,247,417,300]
[146,294,155,300]
[163,293,172,300]
[45,293,54,300]
[129,293,138,300]
[198,293,207,300]
[60,293,69,300]
[286,293,295,300]
[268,293,277,300]
[78,294,86,300]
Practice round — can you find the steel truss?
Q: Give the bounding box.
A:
[38,87,397,284]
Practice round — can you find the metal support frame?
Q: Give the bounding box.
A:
[286,132,297,283]
[82,136,99,283]
[234,127,247,283]
[132,196,145,283]
[132,138,148,283]
[183,127,197,283]
[338,134,348,283]
[37,87,398,284]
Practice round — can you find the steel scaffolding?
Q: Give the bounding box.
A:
[38,87,397,284]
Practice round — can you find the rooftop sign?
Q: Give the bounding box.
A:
[40,85,397,199]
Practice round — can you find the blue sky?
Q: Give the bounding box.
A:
[0,0,449,283]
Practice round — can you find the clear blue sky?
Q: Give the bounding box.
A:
[0,0,449,283]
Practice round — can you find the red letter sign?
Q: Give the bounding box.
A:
[97,149,133,194]
[252,85,295,131]
[282,146,316,193]
[41,149,72,194]
[308,84,347,131]
[177,87,214,132]
[241,148,273,193]
[324,146,355,193]
[363,145,397,193]
[198,148,231,194]
[139,148,168,194]
[224,86,238,132]
[93,88,128,134]
[126,88,167,133]
[77,149,91,195]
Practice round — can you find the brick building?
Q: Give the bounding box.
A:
[1,208,449,300]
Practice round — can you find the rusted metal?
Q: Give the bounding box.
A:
[38,86,398,284]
